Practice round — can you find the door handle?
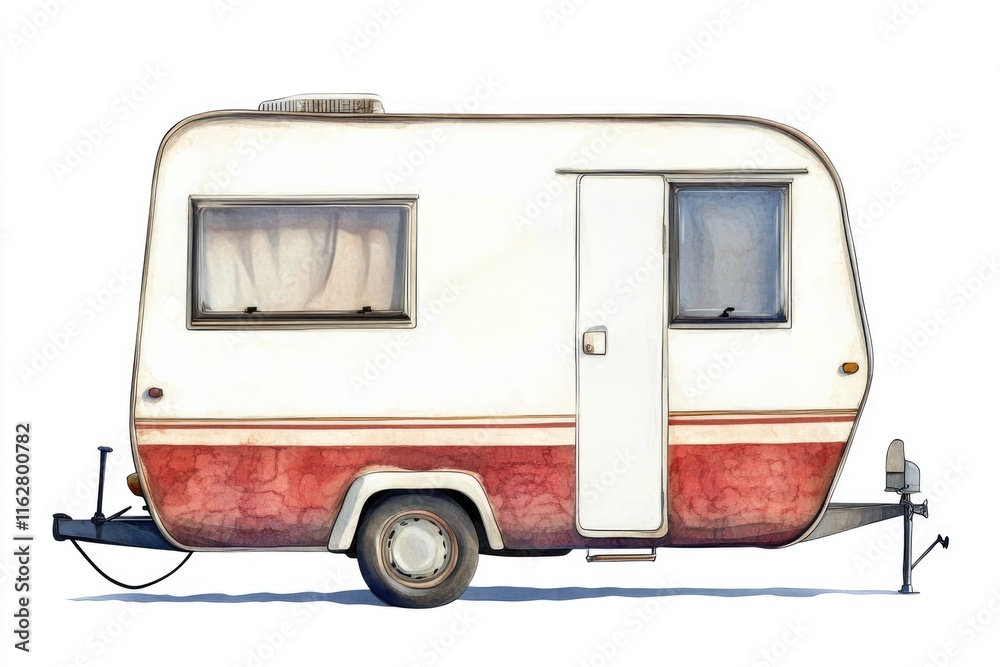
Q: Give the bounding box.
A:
[582,327,607,355]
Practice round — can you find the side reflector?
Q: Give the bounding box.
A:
[127,473,143,497]
[841,362,860,374]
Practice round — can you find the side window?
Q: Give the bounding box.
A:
[190,198,416,327]
[671,184,789,325]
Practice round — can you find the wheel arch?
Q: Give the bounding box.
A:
[327,471,505,552]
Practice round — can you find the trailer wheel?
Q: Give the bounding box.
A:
[356,493,479,608]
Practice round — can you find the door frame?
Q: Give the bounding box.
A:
[574,174,669,539]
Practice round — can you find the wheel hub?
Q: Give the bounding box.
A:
[382,510,457,588]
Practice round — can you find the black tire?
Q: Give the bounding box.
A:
[356,493,479,608]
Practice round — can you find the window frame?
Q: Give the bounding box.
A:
[668,181,792,329]
[187,195,418,330]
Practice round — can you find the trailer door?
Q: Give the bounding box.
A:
[576,175,666,536]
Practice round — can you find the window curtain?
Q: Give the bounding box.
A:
[198,205,405,313]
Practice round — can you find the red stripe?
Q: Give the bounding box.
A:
[135,421,577,431]
[668,415,856,426]
[136,415,852,430]
[138,441,840,450]
[670,440,848,448]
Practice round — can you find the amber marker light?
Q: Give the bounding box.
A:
[841,362,860,374]
[127,473,143,497]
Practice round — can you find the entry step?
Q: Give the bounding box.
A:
[586,548,656,563]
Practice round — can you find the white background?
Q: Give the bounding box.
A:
[1,1,997,666]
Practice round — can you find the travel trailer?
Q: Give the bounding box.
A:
[54,94,947,607]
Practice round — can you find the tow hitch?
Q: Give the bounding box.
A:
[53,447,190,589]
[53,446,180,551]
[805,439,949,593]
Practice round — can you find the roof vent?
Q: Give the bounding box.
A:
[258,94,384,114]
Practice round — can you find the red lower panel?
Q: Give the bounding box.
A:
[667,442,845,546]
[137,445,576,548]
[138,441,844,549]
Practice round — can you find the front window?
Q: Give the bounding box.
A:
[190,198,415,327]
[671,184,788,325]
